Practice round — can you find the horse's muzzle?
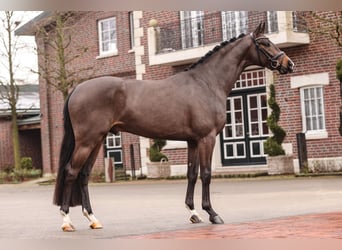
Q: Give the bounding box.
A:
[279,58,294,74]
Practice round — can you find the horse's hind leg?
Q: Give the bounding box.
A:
[78,142,103,229]
[185,141,203,223]
[60,145,95,232]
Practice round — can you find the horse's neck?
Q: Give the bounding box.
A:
[194,38,253,97]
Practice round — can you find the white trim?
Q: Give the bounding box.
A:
[300,85,328,139]
[290,72,329,89]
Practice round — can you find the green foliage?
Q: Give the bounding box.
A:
[20,157,33,170]
[337,59,342,82]
[149,139,168,162]
[264,84,286,156]
[0,157,41,183]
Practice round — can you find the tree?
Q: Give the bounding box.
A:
[36,11,93,100]
[0,11,25,170]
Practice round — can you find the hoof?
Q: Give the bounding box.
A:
[90,222,103,229]
[190,214,203,224]
[61,223,75,232]
[210,215,224,224]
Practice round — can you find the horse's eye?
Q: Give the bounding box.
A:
[262,41,270,47]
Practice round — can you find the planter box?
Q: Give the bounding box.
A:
[146,160,171,178]
[267,155,294,175]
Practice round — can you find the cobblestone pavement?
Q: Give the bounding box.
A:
[125,212,342,239]
[1,176,342,239]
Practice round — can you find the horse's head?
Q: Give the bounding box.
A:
[250,22,294,74]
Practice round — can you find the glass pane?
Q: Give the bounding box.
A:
[304,89,309,99]
[262,122,269,135]
[318,99,323,115]
[110,30,116,40]
[115,137,121,147]
[250,110,258,122]
[103,31,109,41]
[226,113,232,124]
[249,96,257,108]
[262,109,268,120]
[225,126,232,138]
[109,19,115,30]
[235,111,242,123]
[316,87,322,98]
[260,95,267,107]
[234,98,241,110]
[226,144,233,157]
[252,142,261,155]
[226,99,231,110]
[252,123,259,135]
[318,116,324,129]
[102,42,108,51]
[237,143,245,156]
[306,117,312,130]
[236,125,244,137]
[304,100,310,115]
[312,117,317,130]
[311,100,316,115]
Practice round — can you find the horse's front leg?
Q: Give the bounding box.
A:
[185,141,202,223]
[198,135,224,224]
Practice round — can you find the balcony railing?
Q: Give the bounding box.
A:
[155,11,308,55]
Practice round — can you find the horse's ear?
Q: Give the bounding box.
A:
[253,22,266,37]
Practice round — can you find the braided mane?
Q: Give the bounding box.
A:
[185,33,246,71]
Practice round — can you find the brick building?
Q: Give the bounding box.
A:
[0,84,42,171]
[16,11,342,177]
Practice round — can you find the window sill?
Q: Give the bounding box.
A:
[96,52,118,59]
[305,130,328,140]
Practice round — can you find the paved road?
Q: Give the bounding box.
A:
[1,176,342,239]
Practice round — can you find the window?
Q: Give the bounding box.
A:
[129,12,135,49]
[291,72,329,139]
[266,11,278,33]
[221,11,248,40]
[180,11,204,49]
[98,17,118,56]
[300,86,326,136]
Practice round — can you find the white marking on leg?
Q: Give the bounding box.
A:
[60,210,75,230]
[83,208,99,225]
[186,205,203,223]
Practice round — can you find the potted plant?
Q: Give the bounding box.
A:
[264,84,294,175]
[146,139,171,178]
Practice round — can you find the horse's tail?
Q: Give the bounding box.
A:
[53,91,77,206]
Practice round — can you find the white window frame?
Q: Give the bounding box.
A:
[223,96,245,140]
[266,11,278,33]
[221,11,248,41]
[247,93,269,138]
[180,11,204,49]
[106,132,122,149]
[224,142,246,159]
[300,86,327,139]
[291,72,329,140]
[97,17,118,57]
[250,140,267,158]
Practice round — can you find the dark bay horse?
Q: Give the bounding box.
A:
[53,22,294,232]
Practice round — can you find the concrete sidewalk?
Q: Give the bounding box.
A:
[1,176,342,239]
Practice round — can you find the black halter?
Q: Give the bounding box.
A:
[250,33,285,70]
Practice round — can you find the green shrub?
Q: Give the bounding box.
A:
[149,139,168,162]
[264,84,286,156]
[20,157,33,170]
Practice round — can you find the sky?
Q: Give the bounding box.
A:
[0,11,42,85]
